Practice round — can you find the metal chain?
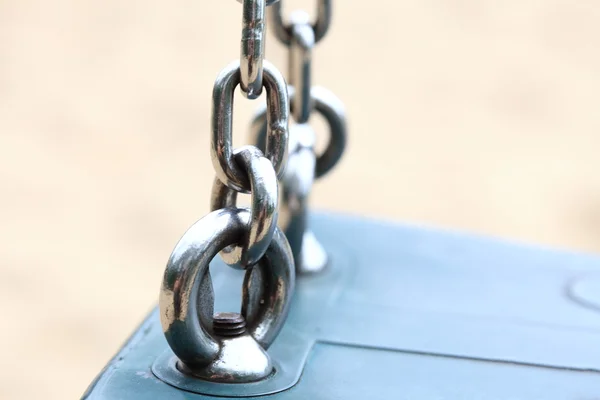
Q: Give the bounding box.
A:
[288,11,314,124]
[239,0,267,98]
[270,0,332,46]
[209,0,291,266]
[211,60,289,194]
[210,145,279,267]
[267,0,345,177]
[159,0,295,384]
[249,0,346,274]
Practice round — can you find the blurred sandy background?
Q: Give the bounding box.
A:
[2,1,600,399]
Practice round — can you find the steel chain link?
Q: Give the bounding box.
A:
[270,0,332,46]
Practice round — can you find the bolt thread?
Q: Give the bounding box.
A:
[213,312,247,337]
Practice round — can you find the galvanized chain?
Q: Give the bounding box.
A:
[250,0,346,274]
[160,0,295,384]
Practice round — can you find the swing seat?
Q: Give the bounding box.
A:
[83,212,600,399]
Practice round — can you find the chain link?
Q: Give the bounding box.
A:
[240,0,267,99]
[211,60,289,194]
[237,0,280,5]
[210,146,279,268]
[288,11,314,124]
[249,86,346,179]
[269,0,332,46]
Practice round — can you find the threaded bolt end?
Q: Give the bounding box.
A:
[213,312,247,337]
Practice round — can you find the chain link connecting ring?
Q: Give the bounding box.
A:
[239,0,267,99]
[160,208,294,383]
[211,60,289,193]
[288,11,315,124]
[236,0,279,6]
[250,85,346,179]
[269,0,332,46]
[210,145,278,267]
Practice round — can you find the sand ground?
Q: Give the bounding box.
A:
[2,1,600,399]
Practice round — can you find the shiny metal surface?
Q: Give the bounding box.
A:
[210,146,279,267]
[270,0,332,46]
[306,86,346,178]
[249,126,334,273]
[289,12,314,124]
[249,86,346,273]
[300,229,328,273]
[237,0,279,6]
[177,333,273,383]
[279,124,328,273]
[239,0,266,99]
[250,86,346,179]
[159,208,295,382]
[211,60,289,193]
[212,312,247,336]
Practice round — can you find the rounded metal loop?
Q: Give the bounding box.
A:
[237,0,280,6]
[240,0,267,99]
[269,0,332,46]
[289,11,315,124]
[210,145,279,267]
[211,60,289,193]
[159,208,295,370]
[249,85,346,179]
